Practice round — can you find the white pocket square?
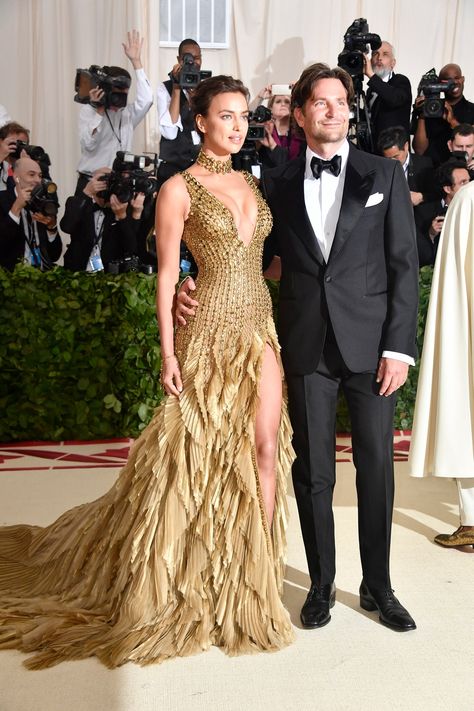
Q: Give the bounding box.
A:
[365,192,384,207]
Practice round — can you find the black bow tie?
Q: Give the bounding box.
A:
[310,154,342,179]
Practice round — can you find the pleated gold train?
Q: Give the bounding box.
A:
[0,170,295,668]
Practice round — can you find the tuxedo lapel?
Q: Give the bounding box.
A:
[284,158,325,265]
[328,147,376,262]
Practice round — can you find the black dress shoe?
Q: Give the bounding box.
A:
[359,580,416,631]
[300,582,336,628]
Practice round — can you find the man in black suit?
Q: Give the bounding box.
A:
[364,41,412,150]
[0,156,62,271]
[377,125,437,207]
[61,168,145,272]
[262,64,418,631]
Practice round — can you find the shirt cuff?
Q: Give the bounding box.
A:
[382,350,415,367]
[8,210,20,224]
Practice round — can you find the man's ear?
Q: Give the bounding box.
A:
[443,184,451,198]
[447,140,453,153]
[293,106,304,128]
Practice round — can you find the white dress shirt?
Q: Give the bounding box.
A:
[303,141,414,367]
[156,82,201,145]
[77,68,153,175]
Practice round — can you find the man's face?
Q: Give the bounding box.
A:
[371,42,395,78]
[444,167,470,202]
[13,157,42,190]
[178,44,202,69]
[440,64,464,101]
[383,141,409,164]
[294,78,349,150]
[449,133,474,160]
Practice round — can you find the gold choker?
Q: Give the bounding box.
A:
[196,150,232,174]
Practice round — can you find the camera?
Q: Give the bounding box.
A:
[26,180,59,217]
[107,255,155,274]
[11,140,52,179]
[74,65,131,110]
[246,105,272,142]
[172,53,212,89]
[98,151,158,203]
[337,18,381,78]
[417,69,455,119]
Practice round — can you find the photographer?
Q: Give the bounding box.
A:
[0,122,30,191]
[0,156,62,271]
[76,30,153,193]
[364,41,412,149]
[415,158,470,266]
[448,123,474,175]
[412,63,474,166]
[377,125,437,207]
[62,167,147,272]
[156,39,203,179]
[255,87,305,169]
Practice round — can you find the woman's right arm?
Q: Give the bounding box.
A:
[155,176,189,396]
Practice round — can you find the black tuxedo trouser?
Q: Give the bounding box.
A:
[286,325,395,591]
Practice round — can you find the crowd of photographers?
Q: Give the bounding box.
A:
[1,22,474,273]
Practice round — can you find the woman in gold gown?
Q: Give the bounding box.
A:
[0,76,294,668]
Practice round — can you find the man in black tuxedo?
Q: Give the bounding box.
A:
[0,156,62,271]
[262,64,418,631]
[364,41,412,150]
[61,168,145,272]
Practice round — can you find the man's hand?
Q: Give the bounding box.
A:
[110,194,128,220]
[429,215,444,240]
[122,29,143,70]
[410,191,423,207]
[31,212,57,231]
[83,174,108,199]
[363,53,374,79]
[0,136,18,162]
[376,357,409,397]
[89,86,106,114]
[130,192,145,219]
[176,277,199,325]
[11,184,32,215]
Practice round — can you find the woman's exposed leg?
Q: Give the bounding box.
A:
[255,344,283,525]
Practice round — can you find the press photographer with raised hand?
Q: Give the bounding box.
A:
[363,41,412,150]
[75,30,153,194]
[0,156,62,271]
[412,63,474,166]
[62,161,148,273]
[156,39,211,180]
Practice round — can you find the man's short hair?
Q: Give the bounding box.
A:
[291,63,355,111]
[377,125,409,154]
[104,65,131,82]
[178,38,200,57]
[0,121,30,141]
[436,158,469,188]
[451,123,474,140]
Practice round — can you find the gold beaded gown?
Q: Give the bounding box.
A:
[0,170,295,669]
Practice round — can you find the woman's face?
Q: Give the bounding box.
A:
[196,91,249,155]
[271,95,291,119]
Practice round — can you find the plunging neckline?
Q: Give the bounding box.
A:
[184,171,259,248]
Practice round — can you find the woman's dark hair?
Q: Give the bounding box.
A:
[189,75,249,139]
[291,63,354,111]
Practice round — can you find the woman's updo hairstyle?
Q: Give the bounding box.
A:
[190,75,249,140]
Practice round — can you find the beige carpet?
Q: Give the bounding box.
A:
[0,435,472,711]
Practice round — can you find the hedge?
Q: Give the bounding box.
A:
[0,264,433,441]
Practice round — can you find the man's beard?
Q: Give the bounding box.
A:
[373,66,391,80]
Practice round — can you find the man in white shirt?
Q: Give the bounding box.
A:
[76,30,153,194]
[156,39,203,180]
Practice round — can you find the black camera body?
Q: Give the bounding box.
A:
[26,180,59,217]
[172,53,212,89]
[338,18,381,77]
[74,65,131,109]
[107,255,155,274]
[99,151,158,203]
[246,105,272,141]
[11,140,52,179]
[418,69,455,119]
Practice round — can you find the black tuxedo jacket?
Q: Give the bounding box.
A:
[367,72,412,147]
[262,144,419,375]
[0,188,62,271]
[61,195,140,271]
[407,153,438,202]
